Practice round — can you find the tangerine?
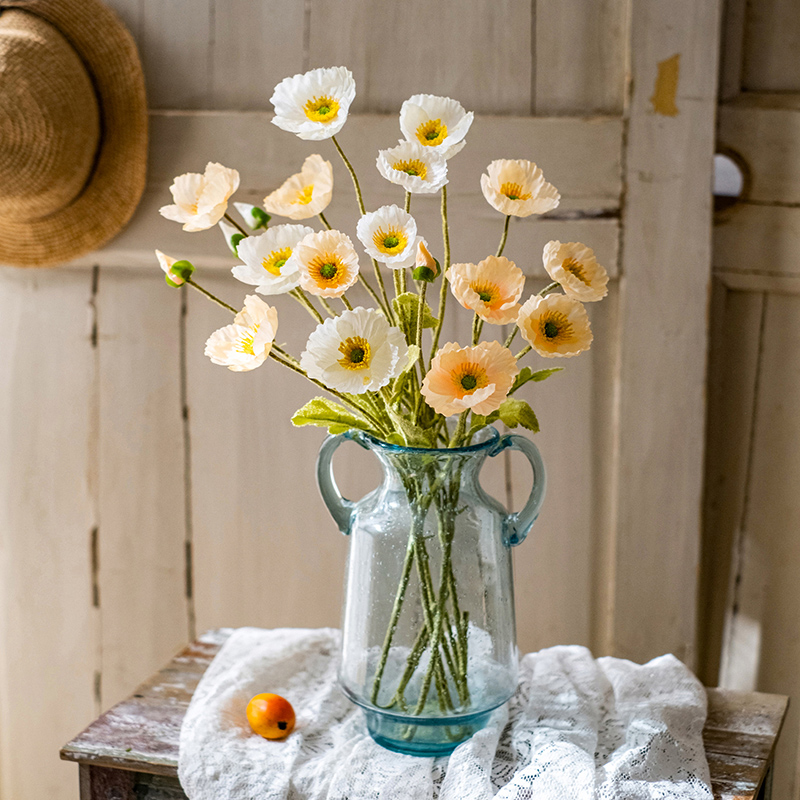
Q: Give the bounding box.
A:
[246,693,296,740]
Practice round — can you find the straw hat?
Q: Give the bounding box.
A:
[0,0,147,267]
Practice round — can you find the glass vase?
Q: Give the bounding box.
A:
[317,426,546,756]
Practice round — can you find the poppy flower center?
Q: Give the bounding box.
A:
[262,247,293,277]
[461,374,477,390]
[338,336,371,370]
[320,263,338,279]
[539,311,572,343]
[373,226,408,255]
[304,95,340,123]
[392,158,428,179]
[563,257,589,284]
[416,118,447,147]
[500,182,532,201]
[294,185,314,205]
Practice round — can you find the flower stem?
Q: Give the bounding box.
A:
[471,313,482,345]
[404,191,411,213]
[319,297,337,317]
[373,258,395,324]
[358,273,389,316]
[449,410,469,447]
[341,295,353,311]
[539,280,560,297]
[224,212,248,237]
[318,211,332,230]
[185,278,238,314]
[496,215,511,258]
[515,345,532,360]
[428,185,451,367]
[504,325,519,348]
[290,288,324,324]
[331,135,366,215]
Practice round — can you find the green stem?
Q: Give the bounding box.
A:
[224,212,248,237]
[515,345,532,360]
[413,281,428,423]
[428,185,451,367]
[539,280,560,297]
[341,295,353,311]
[504,325,519,348]
[318,211,332,230]
[496,214,511,258]
[373,258,395,324]
[319,297,337,317]
[185,278,237,314]
[358,273,389,316]
[471,313,482,346]
[331,135,366,215]
[404,192,411,213]
[449,410,469,448]
[290,288,324,324]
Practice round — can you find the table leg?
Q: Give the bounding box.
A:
[758,763,774,800]
[79,765,136,800]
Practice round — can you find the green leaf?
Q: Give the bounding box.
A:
[386,406,437,448]
[291,397,371,435]
[509,366,562,395]
[497,398,540,433]
[399,344,421,374]
[392,292,437,338]
[467,410,500,438]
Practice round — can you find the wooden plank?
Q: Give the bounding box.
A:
[61,112,623,270]
[141,0,212,109]
[96,269,190,709]
[698,288,764,685]
[62,632,789,800]
[0,269,98,800]
[730,293,800,799]
[718,96,800,205]
[741,0,800,92]
[718,0,748,100]
[600,0,723,666]
[715,205,800,281]
[534,0,627,114]
[210,0,305,110]
[714,270,800,296]
[308,0,533,114]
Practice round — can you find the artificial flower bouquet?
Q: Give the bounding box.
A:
[156,66,608,737]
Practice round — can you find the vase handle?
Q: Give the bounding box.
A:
[316,433,357,535]
[491,434,547,547]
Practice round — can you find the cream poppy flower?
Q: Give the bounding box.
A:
[422,341,518,417]
[218,219,244,254]
[159,162,240,231]
[480,159,560,218]
[232,224,314,295]
[376,141,448,194]
[270,66,356,141]
[263,154,333,220]
[543,240,608,302]
[356,205,418,269]
[399,94,473,159]
[294,229,360,297]
[204,295,278,372]
[300,307,409,394]
[517,293,592,358]
[446,256,525,325]
[155,250,193,287]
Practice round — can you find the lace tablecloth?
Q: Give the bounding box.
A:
[179,627,712,799]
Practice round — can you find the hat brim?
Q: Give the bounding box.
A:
[0,0,147,267]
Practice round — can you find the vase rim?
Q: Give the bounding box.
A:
[349,425,501,455]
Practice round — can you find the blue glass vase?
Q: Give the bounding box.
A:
[317,426,546,756]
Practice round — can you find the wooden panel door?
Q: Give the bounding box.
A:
[0,2,723,798]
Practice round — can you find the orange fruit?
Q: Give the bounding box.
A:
[246,693,296,740]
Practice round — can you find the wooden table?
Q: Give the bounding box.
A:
[61,631,789,800]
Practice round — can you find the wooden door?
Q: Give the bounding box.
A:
[0,2,722,797]
[700,1,800,797]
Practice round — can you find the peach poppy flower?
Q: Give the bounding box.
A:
[480,159,559,218]
[517,293,592,358]
[421,341,518,417]
[294,229,360,297]
[543,240,608,302]
[446,256,525,325]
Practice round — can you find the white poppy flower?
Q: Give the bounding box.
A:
[159,162,240,231]
[263,154,333,220]
[270,67,356,141]
[300,307,409,394]
[376,141,448,194]
[356,205,419,269]
[294,229,360,297]
[232,224,314,295]
[543,240,608,302]
[480,159,560,218]
[204,295,279,372]
[399,94,473,159]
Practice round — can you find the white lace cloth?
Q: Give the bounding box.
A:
[179,628,712,800]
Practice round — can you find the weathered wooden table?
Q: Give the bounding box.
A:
[61,630,789,800]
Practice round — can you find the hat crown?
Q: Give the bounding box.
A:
[0,10,100,222]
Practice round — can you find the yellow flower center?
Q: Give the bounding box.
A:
[262,247,293,277]
[310,253,348,286]
[562,258,589,284]
[500,182,532,201]
[294,185,314,205]
[237,324,260,356]
[392,158,428,179]
[452,365,488,396]
[471,281,501,308]
[304,95,340,123]
[539,311,572,343]
[416,119,447,146]
[372,226,408,255]
[338,336,371,370]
